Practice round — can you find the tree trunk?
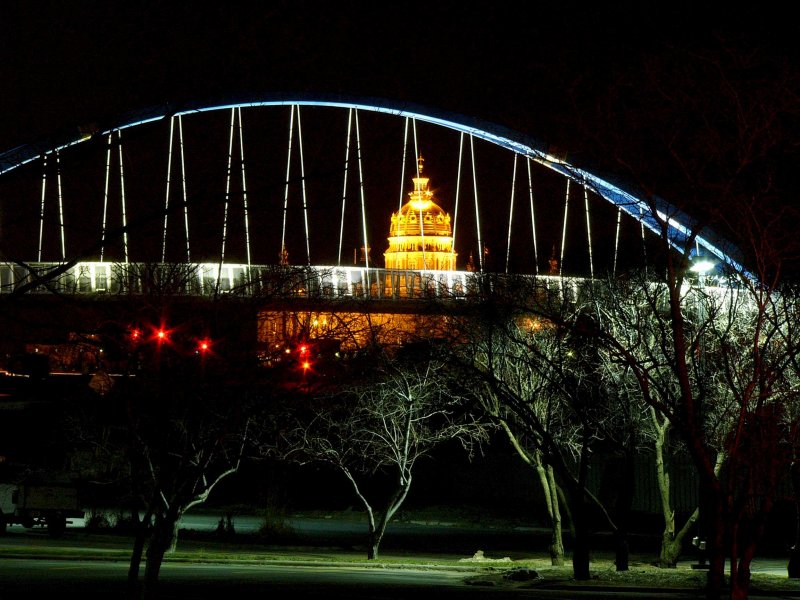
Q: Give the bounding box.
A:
[571,496,591,580]
[367,530,381,560]
[127,511,148,596]
[704,491,726,600]
[652,418,701,568]
[501,422,565,566]
[659,507,698,568]
[544,465,565,566]
[789,461,800,578]
[143,513,180,598]
[613,450,635,571]
[367,477,413,561]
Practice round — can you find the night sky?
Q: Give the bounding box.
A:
[2,3,793,151]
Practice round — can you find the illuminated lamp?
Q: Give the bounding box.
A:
[690,257,716,274]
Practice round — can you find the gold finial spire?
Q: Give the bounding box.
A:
[418,154,425,175]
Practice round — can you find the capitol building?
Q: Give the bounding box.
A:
[384,156,456,271]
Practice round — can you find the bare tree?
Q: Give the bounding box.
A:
[561,33,800,598]
[267,347,490,560]
[440,278,649,579]
[65,289,265,600]
[591,253,800,600]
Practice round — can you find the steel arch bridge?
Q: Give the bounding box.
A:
[0,93,748,299]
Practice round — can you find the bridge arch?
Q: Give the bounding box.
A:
[0,92,747,277]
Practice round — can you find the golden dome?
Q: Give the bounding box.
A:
[390,193,452,237]
[384,156,457,271]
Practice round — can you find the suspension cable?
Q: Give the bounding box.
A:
[237,107,252,267]
[338,108,354,266]
[412,118,419,178]
[451,133,464,269]
[505,153,518,274]
[178,115,191,263]
[37,155,47,262]
[280,105,295,264]
[583,182,594,279]
[56,151,65,261]
[100,133,112,262]
[297,106,311,265]
[117,131,129,264]
[417,142,426,270]
[559,178,570,278]
[219,107,236,276]
[153,116,190,261]
[162,116,176,263]
[639,205,647,270]
[526,158,539,275]
[613,206,622,277]
[355,110,370,281]
[398,117,409,213]
[410,120,427,269]
[470,135,483,272]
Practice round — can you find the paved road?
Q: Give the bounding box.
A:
[5,510,796,577]
[0,557,725,599]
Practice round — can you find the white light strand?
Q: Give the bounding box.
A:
[162,116,176,263]
[613,206,621,277]
[237,107,252,267]
[559,178,570,278]
[219,107,236,278]
[296,106,311,265]
[280,105,295,263]
[583,183,594,279]
[470,135,483,272]
[451,132,464,269]
[355,109,370,281]
[100,133,112,262]
[398,117,409,213]
[505,153,518,274]
[526,158,539,275]
[410,119,427,268]
[178,116,191,263]
[416,125,426,270]
[338,108,353,266]
[56,151,65,261]
[639,205,648,269]
[117,131,129,264]
[37,155,47,262]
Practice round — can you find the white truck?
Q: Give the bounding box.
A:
[0,476,84,536]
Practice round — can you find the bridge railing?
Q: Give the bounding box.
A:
[0,261,584,301]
